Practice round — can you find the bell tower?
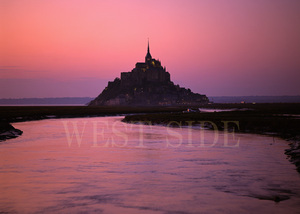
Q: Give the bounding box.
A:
[145,39,152,62]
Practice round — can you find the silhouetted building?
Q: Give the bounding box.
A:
[89,41,209,106]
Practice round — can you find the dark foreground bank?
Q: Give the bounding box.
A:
[122,103,300,173]
[0,122,23,141]
[0,106,185,141]
[0,106,186,123]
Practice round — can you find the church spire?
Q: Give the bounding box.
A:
[145,38,152,62]
[147,38,150,54]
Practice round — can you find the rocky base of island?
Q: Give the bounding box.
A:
[0,122,23,141]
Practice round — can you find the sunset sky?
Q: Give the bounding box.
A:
[1,0,300,98]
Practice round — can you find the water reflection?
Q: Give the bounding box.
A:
[0,117,300,213]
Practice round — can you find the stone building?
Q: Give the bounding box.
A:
[88,41,209,106]
[121,41,170,86]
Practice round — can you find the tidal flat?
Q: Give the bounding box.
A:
[1,104,300,213]
[1,116,300,213]
[1,103,300,172]
[122,103,300,172]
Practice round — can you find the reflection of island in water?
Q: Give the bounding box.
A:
[89,41,209,106]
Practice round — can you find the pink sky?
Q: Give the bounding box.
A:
[1,0,300,98]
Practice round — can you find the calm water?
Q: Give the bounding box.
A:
[1,117,300,213]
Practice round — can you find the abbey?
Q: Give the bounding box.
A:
[121,41,170,87]
[88,41,209,106]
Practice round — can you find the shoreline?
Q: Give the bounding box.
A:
[0,122,23,141]
[0,106,185,142]
[1,104,300,173]
[122,105,300,173]
[0,106,186,123]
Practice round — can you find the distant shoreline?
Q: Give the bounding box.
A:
[0,104,86,106]
[0,97,93,106]
[1,96,300,105]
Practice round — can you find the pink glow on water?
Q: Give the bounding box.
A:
[1,117,300,213]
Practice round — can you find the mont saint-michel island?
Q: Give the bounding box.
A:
[89,42,209,106]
